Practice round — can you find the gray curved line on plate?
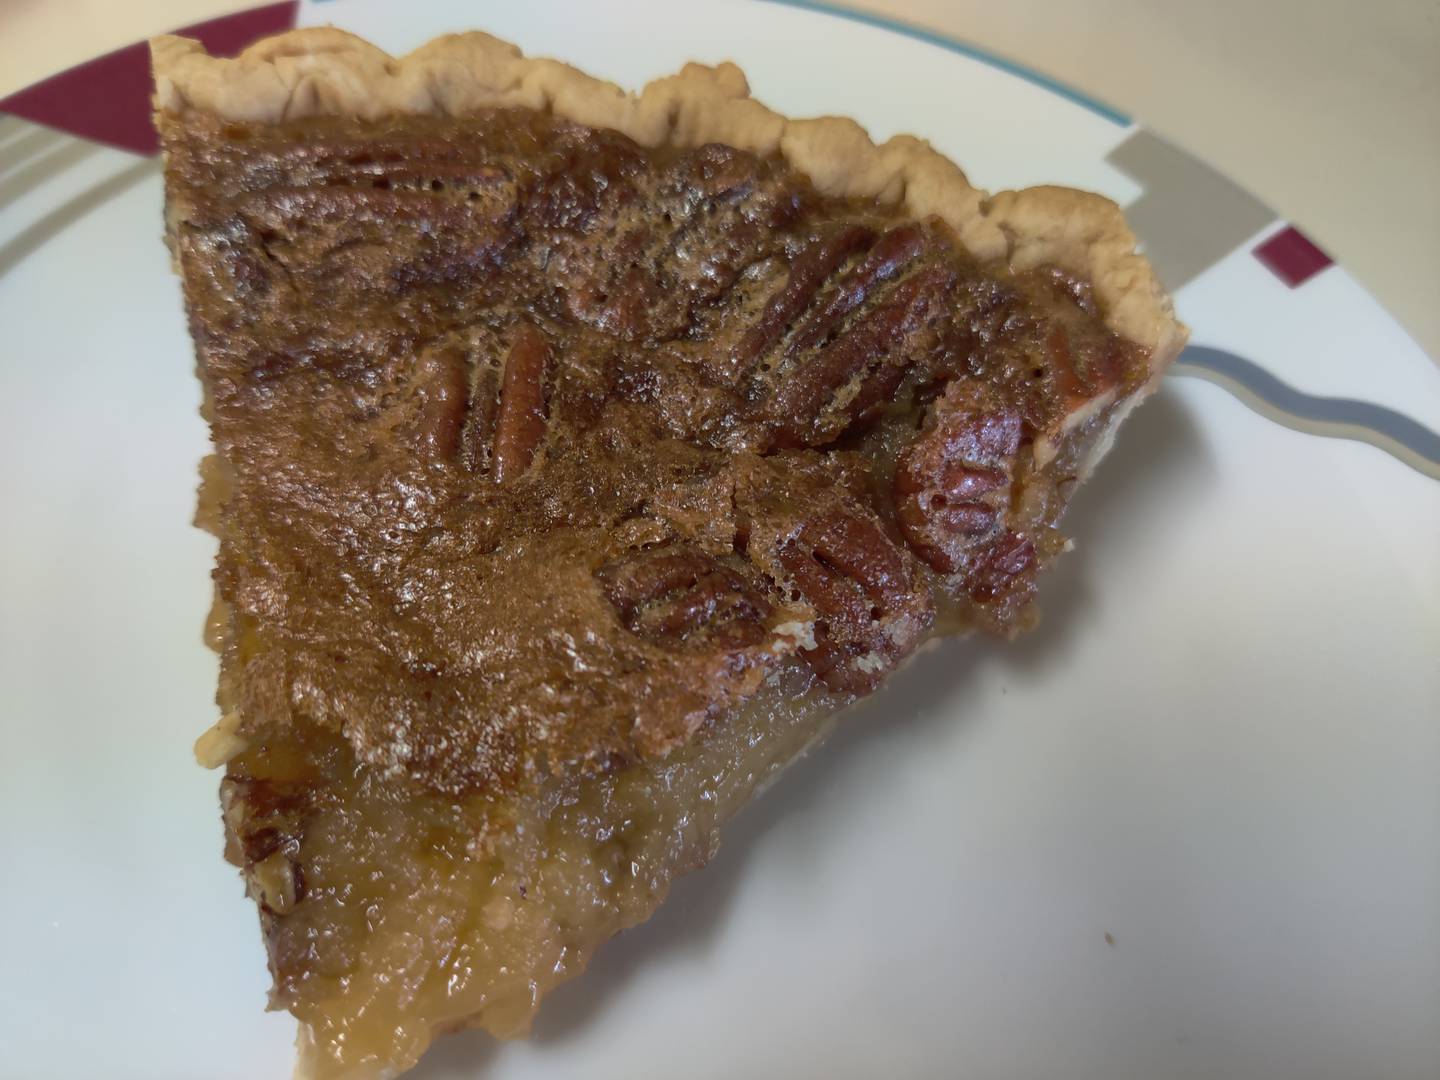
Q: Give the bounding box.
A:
[1174,345,1440,481]
[0,157,158,280]
[0,126,70,178]
[0,138,101,209]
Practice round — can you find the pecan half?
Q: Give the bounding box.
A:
[452,322,553,481]
[784,223,930,356]
[490,323,552,483]
[895,378,1022,573]
[767,262,957,447]
[402,343,471,463]
[776,506,932,691]
[894,379,1039,612]
[966,529,1038,605]
[597,545,773,650]
[740,456,933,692]
[397,322,552,479]
[733,224,876,373]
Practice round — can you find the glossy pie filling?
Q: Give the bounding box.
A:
[217,652,836,1077]
[165,105,1150,1077]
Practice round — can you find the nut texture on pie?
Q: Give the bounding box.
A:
[155,27,1186,1079]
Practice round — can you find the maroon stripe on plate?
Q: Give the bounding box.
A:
[0,1,299,156]
[1253,225,1333,288]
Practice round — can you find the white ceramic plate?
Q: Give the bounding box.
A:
[2,2,1437,1078]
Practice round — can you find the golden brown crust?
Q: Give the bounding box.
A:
[150,28,1186,377]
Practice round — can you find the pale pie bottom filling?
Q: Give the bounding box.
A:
[220,665,841,1080]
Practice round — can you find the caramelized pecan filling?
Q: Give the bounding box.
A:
[165,105,1151,1076]
[169,108,1146,794]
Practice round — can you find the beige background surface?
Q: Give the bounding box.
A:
[2,0,1437,360]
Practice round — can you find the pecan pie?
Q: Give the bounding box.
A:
[153,28,1186,1078]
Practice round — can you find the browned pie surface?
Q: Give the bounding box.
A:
[163,108,1149,798]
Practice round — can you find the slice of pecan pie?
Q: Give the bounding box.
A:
[154,28,1186,1078]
